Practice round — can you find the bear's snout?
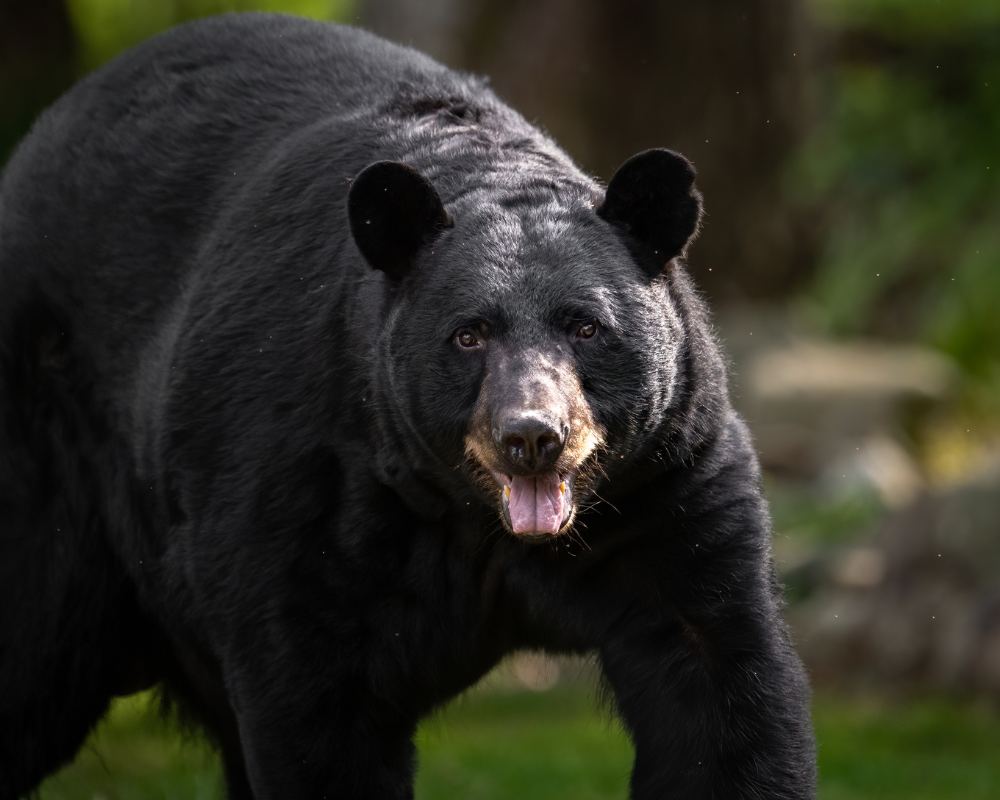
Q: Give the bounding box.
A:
[463,345,606,539]
[493,412,567,475]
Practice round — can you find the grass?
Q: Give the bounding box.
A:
[35,693,220,800]
[815,695,1000,800]
[36,680,1000,799]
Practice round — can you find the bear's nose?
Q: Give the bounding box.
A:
[495,414,567,473]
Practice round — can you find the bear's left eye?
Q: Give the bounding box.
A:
[455,327,483,349]
[574,320,599,340]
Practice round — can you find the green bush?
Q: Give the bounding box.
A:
[795,0,1000,415]
[67,0,353,68]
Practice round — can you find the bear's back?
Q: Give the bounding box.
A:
[0,14,486,377]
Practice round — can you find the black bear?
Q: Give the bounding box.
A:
[0,12,816,799]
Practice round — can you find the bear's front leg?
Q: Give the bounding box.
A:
[223,645,419,800]
[599,558,816,800]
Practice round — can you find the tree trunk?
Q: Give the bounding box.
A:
[0,0,78,165]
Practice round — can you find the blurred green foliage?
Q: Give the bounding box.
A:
[768,478,884,546]
[68,0,353,67]
[796,0,1000,415]
[38,683,1000,799]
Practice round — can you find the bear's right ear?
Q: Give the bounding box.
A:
[348,161,451,282]
[597,148,703,276]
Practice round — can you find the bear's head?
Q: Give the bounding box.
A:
[348,149,702,541]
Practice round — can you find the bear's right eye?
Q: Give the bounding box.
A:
[454,328,483,349]
[574,320,599,340]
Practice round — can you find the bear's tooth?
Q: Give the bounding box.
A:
[559,482,566,494]
[503,485,511,499]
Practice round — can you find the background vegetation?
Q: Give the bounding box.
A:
[799,0,1000,417]
[1,0,997,797]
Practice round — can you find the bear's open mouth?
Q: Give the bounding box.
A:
[492,471,575,538]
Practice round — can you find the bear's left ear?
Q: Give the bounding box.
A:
[348,161,451,282]
[597,148,703,276]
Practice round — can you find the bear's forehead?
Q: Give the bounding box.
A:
[420,237,649,336]
[408,197,659,333]
[443,202,633,280]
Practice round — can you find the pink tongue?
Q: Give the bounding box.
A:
[508,474,565,535]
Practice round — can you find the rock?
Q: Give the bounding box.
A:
[741,338,956,478]
[791,457,1000,697]
[747,340,954,403]
[716,306,958,481]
